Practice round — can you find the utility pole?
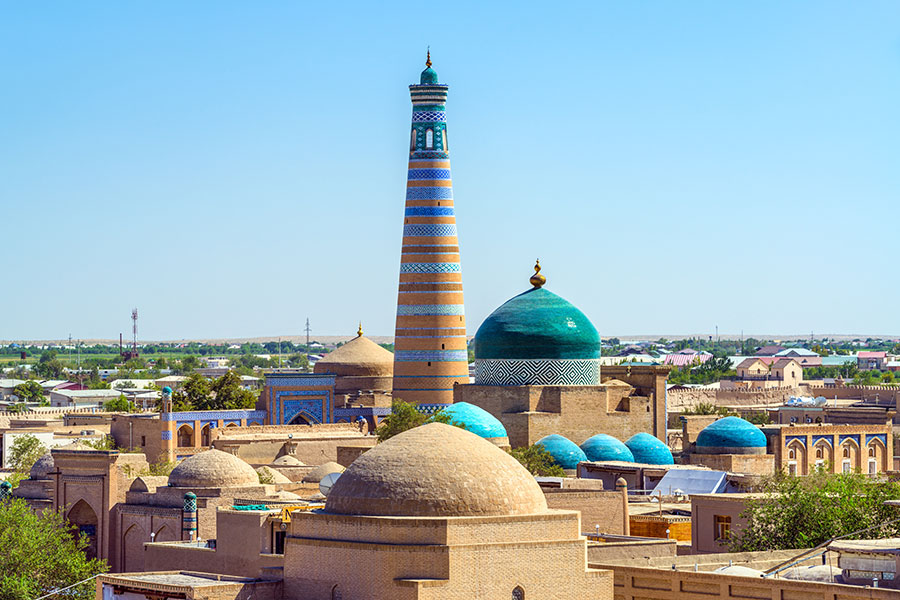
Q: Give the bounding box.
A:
[305,318,312,368]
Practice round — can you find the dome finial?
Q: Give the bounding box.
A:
[426,47,431,68]
[529,259,546,288]
[357,322,363,337]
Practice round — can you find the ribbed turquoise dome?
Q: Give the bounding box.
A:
[473,288,601,360]
[420,66,439,85]
[535,434,587,470]
[442,402,507,439]
[625,433,674,465]
[696,417,766,453]
[581,434,635,462]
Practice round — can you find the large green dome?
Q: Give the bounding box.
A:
[473,287,601,360]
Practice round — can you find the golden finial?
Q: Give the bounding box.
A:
[425,47,432,68]
[357,322,363,337]
[529,259,546,288]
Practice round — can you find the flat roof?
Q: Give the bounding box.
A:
[102,571,261,588]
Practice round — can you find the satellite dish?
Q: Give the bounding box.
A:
[319,471,341,496]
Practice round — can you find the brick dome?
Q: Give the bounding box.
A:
[168,449,259,488]
[29,453,54,480]
[324,423,547,517]
[313,334,393,377]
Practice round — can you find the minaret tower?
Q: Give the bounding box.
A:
[392,53,468,405]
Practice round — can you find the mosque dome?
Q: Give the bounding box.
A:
[302,461,345,484]
[272,455,305,467]
[695,417,767,455]
[625,433,674,465]
[472,263,601,386]
[30,453,54,480]
[536,434,588,470]
[168,449,259,488]
[313,329,393,377]
[325,423,547,517]
[256,466,292,484]
[442,403,508,438]
[580,434,635,463]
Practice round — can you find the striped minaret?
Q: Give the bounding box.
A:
[392,53,468,405]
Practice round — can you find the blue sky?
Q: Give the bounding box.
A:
[2,2,898,340]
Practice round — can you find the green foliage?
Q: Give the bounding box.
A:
[7,434,47,474]
[257,469,275,485]
[0,497,108,600]
[803,364,858,380]
[176,355,200,374]
[508,445,566,477]
[668,356,736,385]
[11,381,44,403]
[82,436,118,451]
[33,351,66,379]
[164,371,257,412]
[146,461,176,477]
[682,402,732,417]
[375,400,455,442]
[102,395,135,413]
[154,357,168,370]
[743,411,771,425]
[882,371,895,384]
[854,369,885,386]
[731,470,900,552]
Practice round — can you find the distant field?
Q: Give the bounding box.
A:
[0,353,194,367]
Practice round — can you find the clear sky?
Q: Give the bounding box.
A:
[2,2,898,341]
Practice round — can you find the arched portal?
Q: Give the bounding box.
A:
[200,424,211,446]
[122,523,146,572]
[67,499,99,559]
[177,424,194,447]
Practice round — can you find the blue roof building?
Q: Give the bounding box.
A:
[536,434,588,469]
[695,417,767,455]
[442,402,508,439]
[580,434,635,462]
[625,432,674,465]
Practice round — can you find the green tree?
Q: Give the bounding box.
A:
[154,357,168,370]
[375,400,454,442]
[102,395,135,413]
[173,373,211,410]
[731,470,900,552]
[882,371,895,384]
[34,351,66,379]
[11,381,44,403]
[7,434,47,475]
[207,371,258,410]
[177,355,200,374]
[0,497,108,600]
[508,445,566,477]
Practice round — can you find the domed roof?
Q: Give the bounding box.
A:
[168,449,259,488]
[695,417,767,454]
[257,466,291,484]
[30,453,54,479]
[272,455,305,467]
[313,331,393,377]
[580,434,635,462]
[442,403,507,438]
[325,423,547,517]
[625,433,674,465]
[302,461,345,484]
[473,288,600,360]
[535,434,587,470]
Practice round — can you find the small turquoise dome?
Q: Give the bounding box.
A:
[162,386,172,394]
[420,66,439,85]
[442,403,508,439]
[535,434,587,470]
[625,433,674,465]
[473,287,601,360]
[581,434,635,462]
[695,417,767,454]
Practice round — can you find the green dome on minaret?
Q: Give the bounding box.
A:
[420,50,439,84]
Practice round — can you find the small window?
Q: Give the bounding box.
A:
[816,447,823,459]
[788,448,796,460]
[843,447,851,458]
[512,587,524,600]
[443,128,449,151]
[714,515,731,541]
[427,362,431,367]
[425,128,433,149]
[410,128,417,150]
[869,446,876,457]
[141,436,146,447]
[441,343,445,349]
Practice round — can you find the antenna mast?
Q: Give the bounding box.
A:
[305,318,311,369]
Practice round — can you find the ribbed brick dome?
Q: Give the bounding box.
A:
[313,334,393,377]
[324,423,547,517]
[168,449,259,488]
